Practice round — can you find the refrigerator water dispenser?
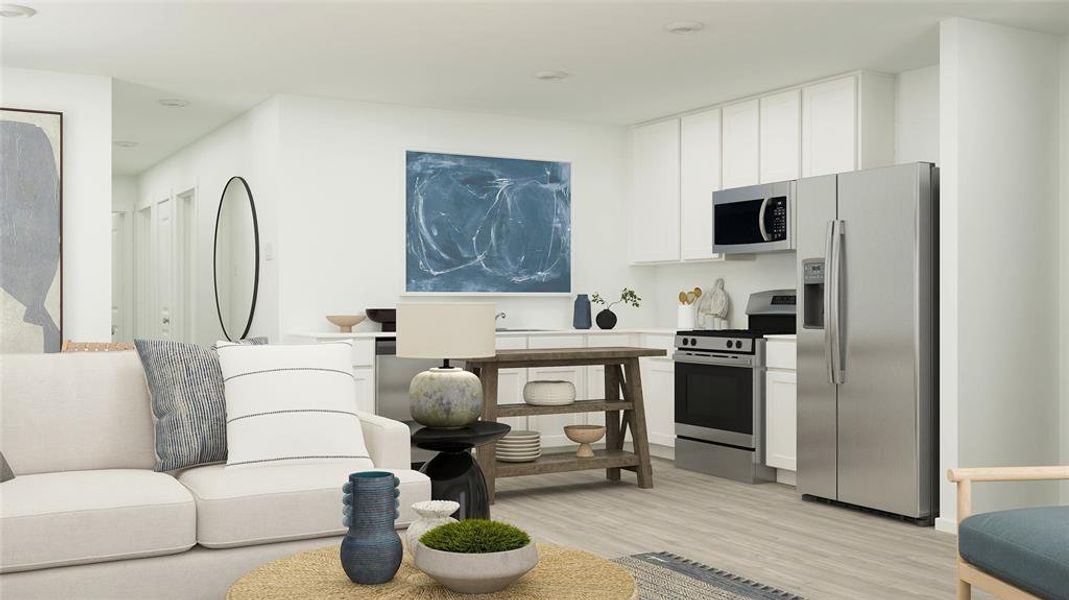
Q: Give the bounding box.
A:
[802,259,824,329]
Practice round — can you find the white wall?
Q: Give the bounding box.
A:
[1,67,112,343]
[275,95,653,335]
[1061,36,1069,503]
[895,65,940,164]
[938,18,1063,529]
[137,99,281,344]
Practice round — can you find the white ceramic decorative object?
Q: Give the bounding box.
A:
[409,367,483,428]
[414,542,539,594]
[405,500,459,556]
[523,380,576,406]
[496,430,542,463]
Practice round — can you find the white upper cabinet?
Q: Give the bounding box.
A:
[628,119,681,263]
[721,99,760,189]
[802,76,858,177]
[759,89,801,183]
[680,108,722,261]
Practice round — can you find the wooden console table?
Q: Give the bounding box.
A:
[465,347,666,502]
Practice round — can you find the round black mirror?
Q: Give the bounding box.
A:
[213,176,259,341]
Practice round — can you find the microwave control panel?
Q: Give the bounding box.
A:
[764,196,789,241]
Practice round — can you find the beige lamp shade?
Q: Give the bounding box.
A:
[396,302,496,359]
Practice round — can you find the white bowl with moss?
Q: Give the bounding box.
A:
[413,519,538,594]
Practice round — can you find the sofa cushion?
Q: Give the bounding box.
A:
[959,506,1069,600]
[0,470,196,573]
[215,342,371,468]
[0,351,156,474]
[178,463,430,548]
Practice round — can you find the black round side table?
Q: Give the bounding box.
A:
[411,421,510,520]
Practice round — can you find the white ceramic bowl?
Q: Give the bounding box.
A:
[523,380,576,406]
[414,542,539,593]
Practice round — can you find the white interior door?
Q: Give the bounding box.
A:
[110,212,127,341]
[156,199,175,339]
[176,189,196,342]
[134,206,153,337]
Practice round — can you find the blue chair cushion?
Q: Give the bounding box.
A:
[959,506,1069,600]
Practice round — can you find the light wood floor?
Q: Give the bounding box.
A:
[492,458,986,600]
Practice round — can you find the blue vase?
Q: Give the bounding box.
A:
[340,471,402,585]
[573,294,592,329]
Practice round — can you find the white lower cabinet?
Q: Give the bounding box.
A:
[495,336,529,433]
[764,369,797,471]
[353,366,375,414]
[526,336,586,448]
[642,358,675,448]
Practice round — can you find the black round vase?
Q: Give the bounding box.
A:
[595,309,617,330]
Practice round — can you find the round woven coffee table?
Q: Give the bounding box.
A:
[227,543,637,600]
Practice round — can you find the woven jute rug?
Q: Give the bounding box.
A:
[613,552,805,600]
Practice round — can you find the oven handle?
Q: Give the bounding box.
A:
[758,196,771,241]
[672,351,754,368]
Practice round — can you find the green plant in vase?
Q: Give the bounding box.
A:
[413,520,537,593]
[591,288,642,330]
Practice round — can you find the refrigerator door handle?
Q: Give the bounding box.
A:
[824,221,836,384]
[829,220,846,384]
[758,196,771,241]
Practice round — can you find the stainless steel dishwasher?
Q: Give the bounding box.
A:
[374,337,438,465]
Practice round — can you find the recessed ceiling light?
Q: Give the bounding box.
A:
[113,140,138,148]
[535,70,570,81]
[0,4,36,18]
[158,98,190,108]
[664,21,705,35]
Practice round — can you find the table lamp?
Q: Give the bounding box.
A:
[396,302,496,428]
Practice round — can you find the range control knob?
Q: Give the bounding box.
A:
[690,338,698,346]
[682,338,689,346]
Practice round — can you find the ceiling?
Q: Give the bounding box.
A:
[2,1,1067,175]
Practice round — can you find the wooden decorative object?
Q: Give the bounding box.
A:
[326,315,366,333]
[947,465,1069,600]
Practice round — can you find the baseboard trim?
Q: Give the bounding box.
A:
[935,516,957,534]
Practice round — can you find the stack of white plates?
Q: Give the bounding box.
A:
[496,430,541,463]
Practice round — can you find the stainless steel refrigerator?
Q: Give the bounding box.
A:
[796,162,938,523]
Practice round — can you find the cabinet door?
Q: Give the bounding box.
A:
[802,76,857,177]
[680,108,722,260]
[527,336,586,447]
[642,358,676,448]
[353,366,375,414]
[721,99,760,189]
[585,334,635,426]
[495,336,528,432]
[759,89,801,183]
[765,369,797,471]
[628,119,681,263]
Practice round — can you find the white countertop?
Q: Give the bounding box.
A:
[289,327,678,340]
[765,334,797,341]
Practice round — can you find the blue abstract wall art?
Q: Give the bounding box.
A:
[406,151,571,294]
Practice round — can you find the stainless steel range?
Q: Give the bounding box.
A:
[674,289,796,483]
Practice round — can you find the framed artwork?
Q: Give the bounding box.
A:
[0,108,63,353]
[405,150,571,294]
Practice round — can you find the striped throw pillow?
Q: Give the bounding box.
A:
[135,337,268,471]
[216,341,372,469]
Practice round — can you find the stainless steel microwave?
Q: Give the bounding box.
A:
[712,180,795,254]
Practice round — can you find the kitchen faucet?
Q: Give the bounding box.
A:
[495,312,507,321]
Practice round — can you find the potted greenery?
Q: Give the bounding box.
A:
[590,288,642,330]
[413,519,537,594]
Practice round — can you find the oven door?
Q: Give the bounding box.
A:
[674,352,758,449]
[712,181,794,254]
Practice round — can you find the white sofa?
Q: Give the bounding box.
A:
[0,351,430,599]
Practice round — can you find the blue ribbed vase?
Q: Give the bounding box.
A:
[340,471,402,585]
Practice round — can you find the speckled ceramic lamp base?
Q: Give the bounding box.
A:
[409,367,483,428]
[227,544,637,600]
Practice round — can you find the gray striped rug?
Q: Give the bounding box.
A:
[614,552,805,600]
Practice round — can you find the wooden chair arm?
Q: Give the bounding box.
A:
[947,465,1069,525]
[947,466,1069,483]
